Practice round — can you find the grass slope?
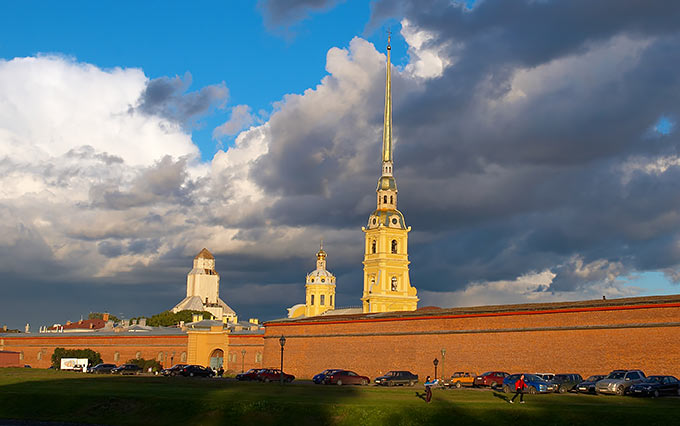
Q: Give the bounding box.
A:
[0,369,678,426]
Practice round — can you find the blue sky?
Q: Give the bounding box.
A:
[1,0,680,329]
[1,1,409,161]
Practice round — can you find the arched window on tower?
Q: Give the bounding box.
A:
[391,240,398,254]
[330,295,333,306]
[383,195,387,204]
[390,195,393,204]
[371,240,376,253]
[310,294,315,305]
[391,277,398,291]
[320,295,325,305]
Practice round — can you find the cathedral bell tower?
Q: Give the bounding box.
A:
[361,36,418,313]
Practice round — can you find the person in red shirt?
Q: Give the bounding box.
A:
[509,374,527,403]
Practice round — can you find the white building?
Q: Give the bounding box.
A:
[172,248,237,323]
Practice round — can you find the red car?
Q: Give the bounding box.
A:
[473,371,509,388]
[257,368,295,383]
[324,370,370,386]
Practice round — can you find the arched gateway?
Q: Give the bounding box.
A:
[209,349,224,370]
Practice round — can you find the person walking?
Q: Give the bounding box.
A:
[509,374,527,404]
[424,375,437,403]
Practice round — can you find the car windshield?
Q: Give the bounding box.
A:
[607,372,625,380]
[480,372,491,376]
[586,376,602,381]
[644,376,663,383]
[386,371,396,376]
[524,374,542,382]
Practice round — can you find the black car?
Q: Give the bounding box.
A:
[553,374,584,393]
[180,365,215,378]
[313,369,344,384]
[630,375,680,397]
[161,364,188,377]
[374,371,418,386]
[89,363,117,374]
[111,364,142,375]
[575,375,606,394]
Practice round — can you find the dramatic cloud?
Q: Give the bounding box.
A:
[258,0,343,28]
[3,1,680,329]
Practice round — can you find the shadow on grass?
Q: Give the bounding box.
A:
[2,372,680,426]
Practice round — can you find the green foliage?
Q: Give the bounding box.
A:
[134,310,213,327]
[50,348,103,368]
[88,312,120,322]
[126,358,162,373]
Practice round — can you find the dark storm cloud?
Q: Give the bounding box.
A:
[258,0,343,27]
[250,0,680,298]
[136,73,228,126]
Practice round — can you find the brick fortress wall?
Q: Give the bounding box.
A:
[0,334,188,368]
[263,295,680,380]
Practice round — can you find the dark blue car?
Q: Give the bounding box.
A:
[629,375,680,397]
[313,369,344,384]
[502,373,558,394]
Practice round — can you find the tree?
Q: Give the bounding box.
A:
[136,310,213,327]
[88,312,120,322]
[127,358,163,373]
[51,347,103,369]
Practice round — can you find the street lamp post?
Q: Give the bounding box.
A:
[241,349,246,373]
[441,348,446,383]
[279,335,287,384]
[433,358,439,381]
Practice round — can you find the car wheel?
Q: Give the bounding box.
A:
[529,386,537,395]
[653,390,659,398]
[388,381,395,387]
[189,372,194,377]
[503,385,510,393]
[490,382,497,389]
[362,379,368,385]
[616,385,625,396]
[455,381,462,389]
[559,386,567,394]
[264,378,270,383]
[409,381,415,387]
[677,388,680,396]
[337,379,343,386]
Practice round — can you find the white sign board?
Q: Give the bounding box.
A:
[60,358,89,371]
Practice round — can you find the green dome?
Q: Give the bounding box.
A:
[376,176,397,191]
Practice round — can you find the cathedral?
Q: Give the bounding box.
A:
[171,248,237,323]
[288,36,418,318]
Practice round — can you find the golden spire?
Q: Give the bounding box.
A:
[382,31,393,165]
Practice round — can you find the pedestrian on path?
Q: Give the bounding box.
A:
[510,374,527,404]
[424,375,437,403]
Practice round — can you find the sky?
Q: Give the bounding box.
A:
[1,0,680,330]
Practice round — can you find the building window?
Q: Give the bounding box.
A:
[114,352,120,362]
[391,277,398,291]
[383,195,387,204]
[390,195,393,204]
[180,352,187,362]
[330,295,333,306]
[157,352,164,362]
[255,352,262,363]
[391,240,398,254]
[19,352,24,360]
[310,295,315,305]
[371,240,376,253]
[37,352,42,361]
[320,295,325,305]
[135,351,141,360]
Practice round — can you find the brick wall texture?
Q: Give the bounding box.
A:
[263,296,680,380]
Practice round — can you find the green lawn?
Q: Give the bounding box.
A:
[0,369,678,425]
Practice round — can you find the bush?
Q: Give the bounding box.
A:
[133,310,213,327]
[51,348,103,369]
[127,358,163,373]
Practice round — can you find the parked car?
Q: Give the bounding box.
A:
[473,371,509,388]
[374,371,419,386]
[88,363,117,374]
[502,374,558,394]
[450,372,476,388]
[324,370,370,386]
[629,375,680,398]
[160,364,187,377]
[111,364,142,375]
[553,374,584,393]
[257,368,295,383]
[180,365,215,378]
[313,369,344,384]
[236,368,265,381]
[595,370,646,395]
[576,375,606,394]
